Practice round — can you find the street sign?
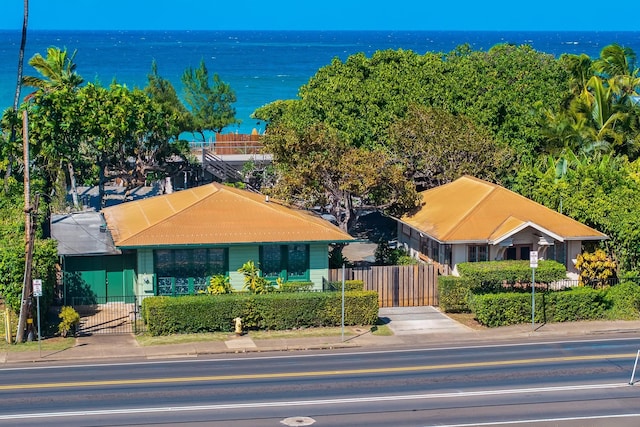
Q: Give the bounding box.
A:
[32,279,42,297]
[530,251,538,268]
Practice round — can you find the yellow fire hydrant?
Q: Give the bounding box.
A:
[233,317,243,336]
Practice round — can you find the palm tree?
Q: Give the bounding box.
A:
[561,53,593,98]
[593,44,640,104]
[4,0,28,190]
[22,46,84,95]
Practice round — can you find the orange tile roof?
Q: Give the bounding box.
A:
[400,176,607,243]
[101,183,354,247]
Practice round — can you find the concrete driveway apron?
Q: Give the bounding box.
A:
[378,306,471,335]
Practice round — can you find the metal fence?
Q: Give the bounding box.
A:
[69,296,145,335]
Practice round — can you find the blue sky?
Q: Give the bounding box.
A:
[0,1,632,31]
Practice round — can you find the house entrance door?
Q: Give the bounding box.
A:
[505,245,532,260]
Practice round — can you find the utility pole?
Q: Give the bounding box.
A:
[16,110,36,343]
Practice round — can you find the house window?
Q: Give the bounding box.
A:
[420,237,441,262]
[440,244,452,267]
[154,248,227,295]
[468,245,489,262]
[261,245,283,279]
[260,244,309,281]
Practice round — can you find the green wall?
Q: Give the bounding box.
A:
[63,253,136,303]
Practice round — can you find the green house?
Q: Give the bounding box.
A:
[52,184,354,303]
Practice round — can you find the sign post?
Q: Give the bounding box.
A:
[32,279,42,354]
[341,264,345,342]
[530,251,538,331]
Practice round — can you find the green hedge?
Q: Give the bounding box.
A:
[457,260,566,285]
[324,280,365,292]
[438,276,474,313]
[141,291,379,336]
[277,281,315,292]
[604,281,640,320]
[468,287,609,327]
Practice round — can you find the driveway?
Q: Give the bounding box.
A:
[378,306,472,335]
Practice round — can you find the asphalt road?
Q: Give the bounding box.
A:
[1,336,640,426]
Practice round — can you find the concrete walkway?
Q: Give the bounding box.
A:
[379,306,471,335]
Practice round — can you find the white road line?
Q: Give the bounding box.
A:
[0,382,630,420]
[428,413,640,426]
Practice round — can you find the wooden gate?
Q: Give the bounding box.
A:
[329,264,439,307]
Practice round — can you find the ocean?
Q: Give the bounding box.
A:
[1,30,639,135]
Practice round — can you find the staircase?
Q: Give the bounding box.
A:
[202,150,243,183]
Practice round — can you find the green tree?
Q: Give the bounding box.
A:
[255,44,568,168]
[592,44,640,101]
[27,87,85,207]
[388,105,512,190]
[541,45,640,160]
[144,60,191,139]
[262,122,419,231]
[181,59,239,139]
[22,46,83,94]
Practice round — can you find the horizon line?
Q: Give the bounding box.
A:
[1,28,639,33]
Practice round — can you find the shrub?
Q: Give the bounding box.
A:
[469,287,608,327]
[457,260,566,284]
[322,291,379,326]
[238,261,274,294]
[206,275,232,294]
[469,293,532,327]
[604,281,640,320]
[141,291,379,335]
[438,276,473,313]
[575,249,617,288]
[324,280,365,292]
[375,242,417,265]
[58,306,80,337]
[542,287,607,322]
[277,281,315,292]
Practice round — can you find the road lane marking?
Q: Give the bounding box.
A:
[0,353,634,391]
[0,383,632,421]
[427,412,640,426]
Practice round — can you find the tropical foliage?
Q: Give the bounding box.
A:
[0,46,239,317]
[2,39,640,329]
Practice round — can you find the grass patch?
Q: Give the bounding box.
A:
[0,336,75,352]
[370,324,393,336]
[136,332,230,346]
[446,312,485,330]
[135,326,367,346]
[250,327,355,339]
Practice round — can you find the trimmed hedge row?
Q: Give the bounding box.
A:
[438,276,474,313]
[142,291,378,336]
[467,285,640,327]
[324,280,365,292]
[278,281,315,292]
[439,260,568,313]
[457,260,566,284]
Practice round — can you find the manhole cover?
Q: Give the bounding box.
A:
[280,416,316,426]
